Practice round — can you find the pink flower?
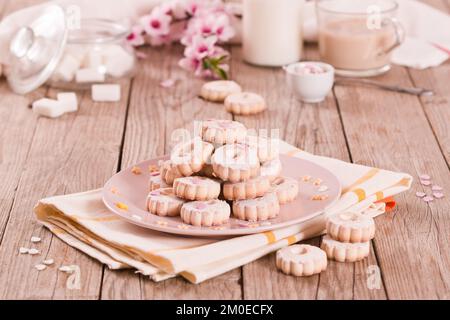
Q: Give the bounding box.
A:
[182,12,234,45]
[213,14,234,42]
[140,7,172,37]
[178,56,201,72]
[126,25,145,46]
[183,0,200,16]
[184,35,217,60]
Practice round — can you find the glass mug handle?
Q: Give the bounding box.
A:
[378,17,405,56]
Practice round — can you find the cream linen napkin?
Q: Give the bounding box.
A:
[34,141,412,284]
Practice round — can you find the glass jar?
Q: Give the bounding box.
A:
[48,19,136,90]
[6,5,136,94]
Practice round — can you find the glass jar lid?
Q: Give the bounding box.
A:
[7,5,67,94]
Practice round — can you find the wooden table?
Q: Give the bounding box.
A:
[0,0,449,300]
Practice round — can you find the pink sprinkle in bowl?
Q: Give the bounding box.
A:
[284,61,334,103]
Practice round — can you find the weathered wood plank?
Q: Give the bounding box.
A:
[409,0,450,167]
[0,81,131,299]
[334,64,450,299]
[100,46,242,300]
[233,45,386,299]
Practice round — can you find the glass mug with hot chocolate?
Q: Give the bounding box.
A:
[317,0,405,77]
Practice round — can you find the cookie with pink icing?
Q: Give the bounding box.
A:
[159,160,183,185]
[200,80,242,102]
[201,119,247,145]
[260,158,282,182]
[276,245,327,277]
[181,200,231,227]
[211,143,260,182]
[245,135,280,162]
[270,176,299,204]
[148,171,169,191]
[147,187,186,217]
[232,192,280,222]
[321,235,370,262]
[223,175,271,200]
[170,137,214,176]
[173,176,221,201]
[326,211,375,243]
[224,92,266,115]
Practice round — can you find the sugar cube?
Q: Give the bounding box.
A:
[76,68,105,83]
[103,45,134,78]
[32,98,65,118]
[57,92,78,112]
[91,84,121,102]
[84,50,104,69]
[53,54,81,82]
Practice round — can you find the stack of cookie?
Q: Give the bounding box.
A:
[200,80,267,115]
[321,211,376,262]
[146,119,300,227]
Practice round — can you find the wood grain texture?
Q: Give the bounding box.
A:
[409,0,450,167]
[0,82,131,299]
[334,65,450,299]
[100,46,242,300]
[232,46,386,300]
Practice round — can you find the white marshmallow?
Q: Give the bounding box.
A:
[76,68,105,83]
[57,92,78,112]
[103,45,135,78]
[91,84,121,102]
[53,54,81,82]
[32,98,65,118]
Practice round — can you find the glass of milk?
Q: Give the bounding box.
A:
[243,0,305,67]
[317,0,404,77]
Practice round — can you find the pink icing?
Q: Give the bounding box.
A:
[194,203,208,210]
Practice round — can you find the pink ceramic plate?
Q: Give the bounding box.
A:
[102,155,341,237]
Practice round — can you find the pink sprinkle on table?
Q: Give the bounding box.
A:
[420,180,431,186]
[160,79,176,88]
[433,192,444,199]
[423,196,434,202]
[415,191,426,198]
[431,185,443,191]
[419,174,431,180]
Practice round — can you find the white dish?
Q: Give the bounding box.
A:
[284,61,334,103]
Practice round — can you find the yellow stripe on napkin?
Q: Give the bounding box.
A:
[263,231,276,244]
[342,168,380,193]
[352,188,366,202]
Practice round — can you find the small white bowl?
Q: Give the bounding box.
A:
[284,62,334,103]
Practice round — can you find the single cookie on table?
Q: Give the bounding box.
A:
[223,175,271,200]
[232,192,280,222]
[212,143,260,182]
[181,200,230,227]
[326,211,375,243]
[159,159,183,185]
[200,80,242,102]
[147,187,186,217]
[270,176,299,204]
[260,158,282,182]
[321,235,370,262]
[224,92,266,115]
[201,119,247,145]
[276,245,327,277]
[173,176,221,201]
[170,137,214,176]
[148,171,169,191]
[245,136,279,162]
